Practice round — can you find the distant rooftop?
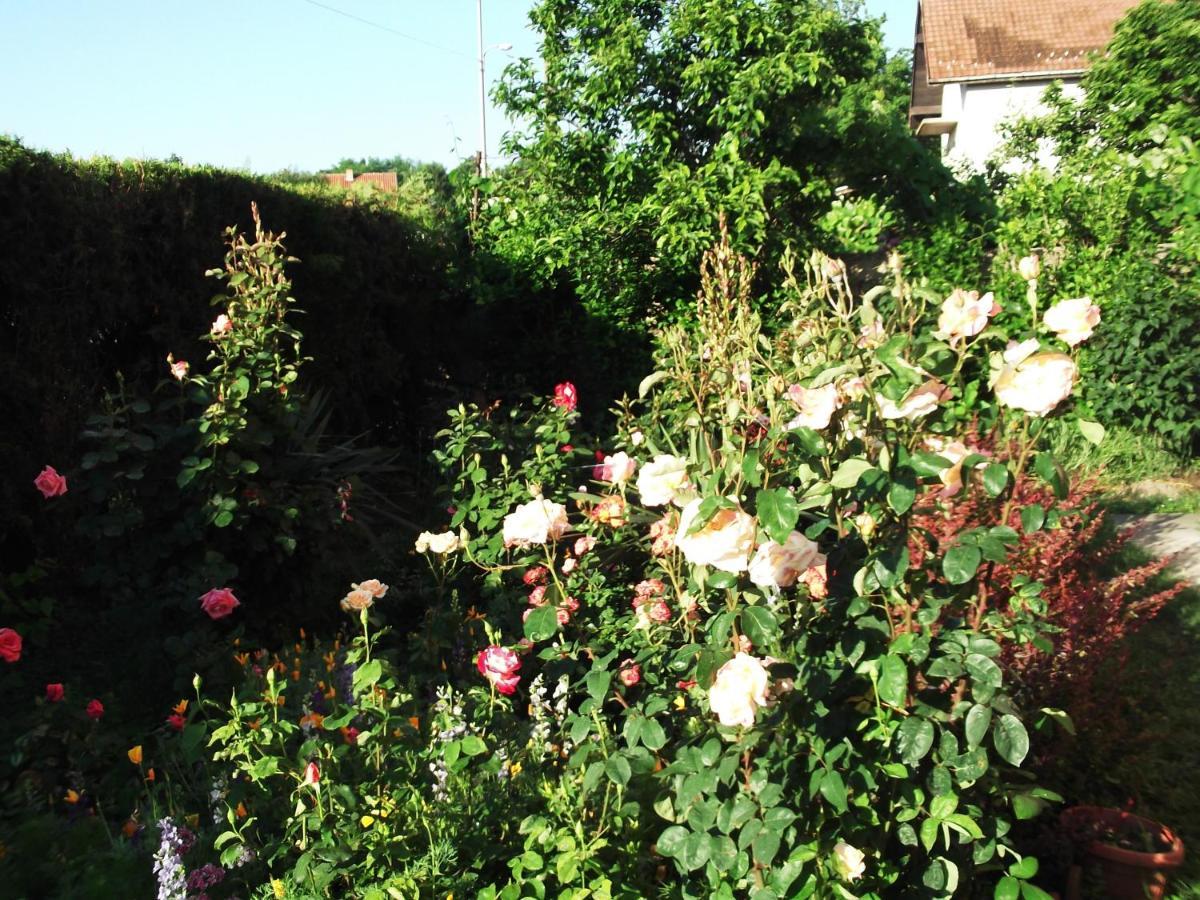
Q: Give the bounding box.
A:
[919,0,1140,83]
[321,170,398,192]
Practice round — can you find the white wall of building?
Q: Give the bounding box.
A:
[939,79,1084,174]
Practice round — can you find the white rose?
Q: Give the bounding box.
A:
[674,498,757,573]
[833,841,866,882]
[933,289,999,344]
[415,530,460,554]
[1043,297,1100,346]
[637,454,691,507]
[748,531,822,589]
[1018,254,1041,281]
[785,383,841,431]
[599,451,637,484]
[1003,338,1041,366]
[502,498,569,547]
[923,437,982,498]
[876,380,948,420]
[708,653,771,728]
[995,351,1077,417]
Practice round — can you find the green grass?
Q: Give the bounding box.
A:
[1048,421,1195,486]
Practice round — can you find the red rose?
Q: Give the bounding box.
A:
[0,628,21,663]
[86,699,105,720]
[46,683,65,702]
[476,645,521,695]
[34,466,68,499]
[552,382,578,412]
[167,713,186,731]
[200,587,241,620]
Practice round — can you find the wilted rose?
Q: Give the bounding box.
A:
[876,380,949,421]
[0,628,22,663]
[1043,297,1100,346]
[933,289,999,345]
[708,653,771,728]
[503,499,569,547]
[34,465,68,498]
[636,454,691,507]
[1018,254,1041,281]
[798,560,828,599]
[476,646,521,695]
[200,587,240,620]
[785,383,841,431]
[748,531,822,589]
[834,841,866,882]
[619,660,641,687]
[674,499,756,573]
[995,352,1077,417]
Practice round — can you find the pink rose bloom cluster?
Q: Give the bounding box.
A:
[477,645,521,695]
[632,579,672,628]
[34,465,68,498]
[199,587,241,620]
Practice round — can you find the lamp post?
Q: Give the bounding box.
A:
[476,0,511,177]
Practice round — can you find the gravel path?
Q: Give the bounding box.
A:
[1113,513,1200,586]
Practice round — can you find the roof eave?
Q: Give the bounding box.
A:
[928,67,1086,86]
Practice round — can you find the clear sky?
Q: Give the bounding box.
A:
[0,0,918,174]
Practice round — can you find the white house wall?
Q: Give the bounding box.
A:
[940,79,1084,174]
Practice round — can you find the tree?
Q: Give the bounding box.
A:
[483,0,958,328]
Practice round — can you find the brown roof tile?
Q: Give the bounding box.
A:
[920,0,1140,83]
[320,171,399,192]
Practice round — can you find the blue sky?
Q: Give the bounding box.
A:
[0,0,917,173]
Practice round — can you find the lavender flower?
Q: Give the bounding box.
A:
[152,818,188,900]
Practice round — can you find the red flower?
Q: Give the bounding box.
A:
[0,628,21,663]
[343,727,360,745]
[560,444,574,453]
[552,382,578,412]
[303,761,320,786]
[199,587,241,620]
[45,683,65,702]
[167,713,186,731]
[34,465,68,498]
[476,645,521,695]
[86,699,105,720]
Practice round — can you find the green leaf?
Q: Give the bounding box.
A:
[1012,794,1043,820]
[710,835,738,872]
[1034,452,1068,499]
[756,488,800,545]
[523,605,559,642]
[641,719,668,751]
[943,544,982,584]
[1020,504,1045,534]
[681,831,711,871]
[605,755,631,786]
[1020,883,1054,900]
[920,817,940,853]
[1077,419,1106,445]
[586,670,612,701]
[213,510,234,528]
[638,371,668,398]
[965,654,1002,688]
[993,715,1030,766]
[461,735,487,756]
[352,659,382,692]
[896,717,935,765]
[656,825,689,858]
[982,463,1010,497]
[995,876,1020,900]
[741,605,780,648]
[888,470,918,514]
[819,770,848,813]
[965,704,992,749]
[831,458,875,489]
[877,654,908,707]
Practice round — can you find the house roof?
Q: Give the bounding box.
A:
[320,171,399,192]
[919,0,1140,84]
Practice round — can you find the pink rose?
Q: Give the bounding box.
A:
[552,382,578,411]
[561,557,578,574]
[477,645,521,695]
[648,600,672,623]
[167,356,189,381]
[86,699,105,720]
[0,628,22,663]
[46,683,65,702]
[211,314,233,336]
[522,567,549,586]
[573,536,596,556]
[556,606,571,625]
[200,587,241,620]
[594,451,637,484]
[933,289,1000,345]
[619,660,641,687]
[34,466,68,499]
[528,584,549,607]
[304,761,320,786]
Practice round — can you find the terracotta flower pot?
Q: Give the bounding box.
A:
[1060,806,1185,900]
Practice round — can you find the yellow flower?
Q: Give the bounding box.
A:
[360,814,375,828]
[673,695,687,711]
[271,879,286,899]
[509,762,523,776]
[127,745,143,766]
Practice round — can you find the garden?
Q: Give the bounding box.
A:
[1,1,1199,898]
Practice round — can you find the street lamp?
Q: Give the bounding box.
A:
[476,0,511,177]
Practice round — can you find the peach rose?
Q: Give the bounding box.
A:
[798,559,828,598]
[923,437,983,498]
[876,380,949,421]
[786,383,841,431]
[503,499,569,547]
[995,351,1077,417]
[34,465,68,498]
[636,455,691,507]
[340,588,375,612]
[353,579,389,598]
[708,653,771,728]
[674,499,757,573]
[1043,297,1100,346]
[0,628,22,663]
[934,289,999,344]
[415,531,460,554]
[748,531,822,589]
[211,314,233,336]
[200,587,241,620]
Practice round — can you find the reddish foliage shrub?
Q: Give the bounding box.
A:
[910,447,1184,724]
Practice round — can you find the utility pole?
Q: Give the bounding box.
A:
[476,0,489,177]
